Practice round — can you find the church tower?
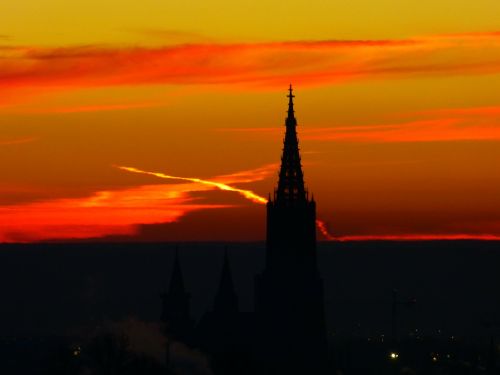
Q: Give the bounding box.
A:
[266,84,317,265]
[255,86,328,374]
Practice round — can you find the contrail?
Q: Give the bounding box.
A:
[315,219,336,241]
[116,164,338,240]
[116,165,268,204]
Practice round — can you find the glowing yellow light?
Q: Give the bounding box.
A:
[116,165,268,204]
[116,164,339,240]
[390,352,399,360]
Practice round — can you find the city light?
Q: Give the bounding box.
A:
[73,346,81,357]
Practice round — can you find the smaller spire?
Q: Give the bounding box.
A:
[219,248,235,295]
[168,246,185,295]
[214,247,238,314]
[161,245,194,344]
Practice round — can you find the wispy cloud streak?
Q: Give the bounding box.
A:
[116,164,342,240]
[115,165,271,204]
[0,137,36,146]
[316,219,336,240]
[29,102,160,114]
[336,234,500,241]
[0,163,277,243]
[218,104,500,143]
[1,31,500,105]
[0,184,225,242]
[301,119,500,143]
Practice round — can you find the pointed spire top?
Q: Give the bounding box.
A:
[168,245,185,294]
[275,85,306,203]
[220,246,233,289]
[214,246,238,313]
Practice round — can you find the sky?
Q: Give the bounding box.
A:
[1,1,500,242]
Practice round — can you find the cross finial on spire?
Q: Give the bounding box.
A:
[287,84,295,120]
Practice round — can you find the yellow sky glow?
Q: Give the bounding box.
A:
[1,1,500,241]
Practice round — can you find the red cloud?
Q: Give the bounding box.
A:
[1,31,500,105]
[0,184,225,243]
[0,163,276,243]
[418,105,500,117]
[336,234,500,241]
[0,137,36,145]
[27,102,160,114]
[218,103,500,143]
[301,119,500,143]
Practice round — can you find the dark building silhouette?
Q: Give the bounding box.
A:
[160,248,194,345]
[161,86,328,374]
[196,249,255,375]
[255,85,328,374]
[213,249,239,315]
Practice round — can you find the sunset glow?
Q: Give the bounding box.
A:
[0,164,274,242]
[116,165,269,205]
[2,1,500,241]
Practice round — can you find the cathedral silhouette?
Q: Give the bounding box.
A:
[161,86,329,375]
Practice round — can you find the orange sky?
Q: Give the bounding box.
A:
[1,2,500,242]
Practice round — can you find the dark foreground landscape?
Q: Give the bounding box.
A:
[1,241,500,374]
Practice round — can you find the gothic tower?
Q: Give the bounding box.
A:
[255,86,328,374]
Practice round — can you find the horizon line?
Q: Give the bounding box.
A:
[2,236,500,245]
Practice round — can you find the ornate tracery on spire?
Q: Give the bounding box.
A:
[274,85,308,204]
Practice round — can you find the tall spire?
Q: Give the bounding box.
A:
[257,86,327,374]
[274,85,307,204]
